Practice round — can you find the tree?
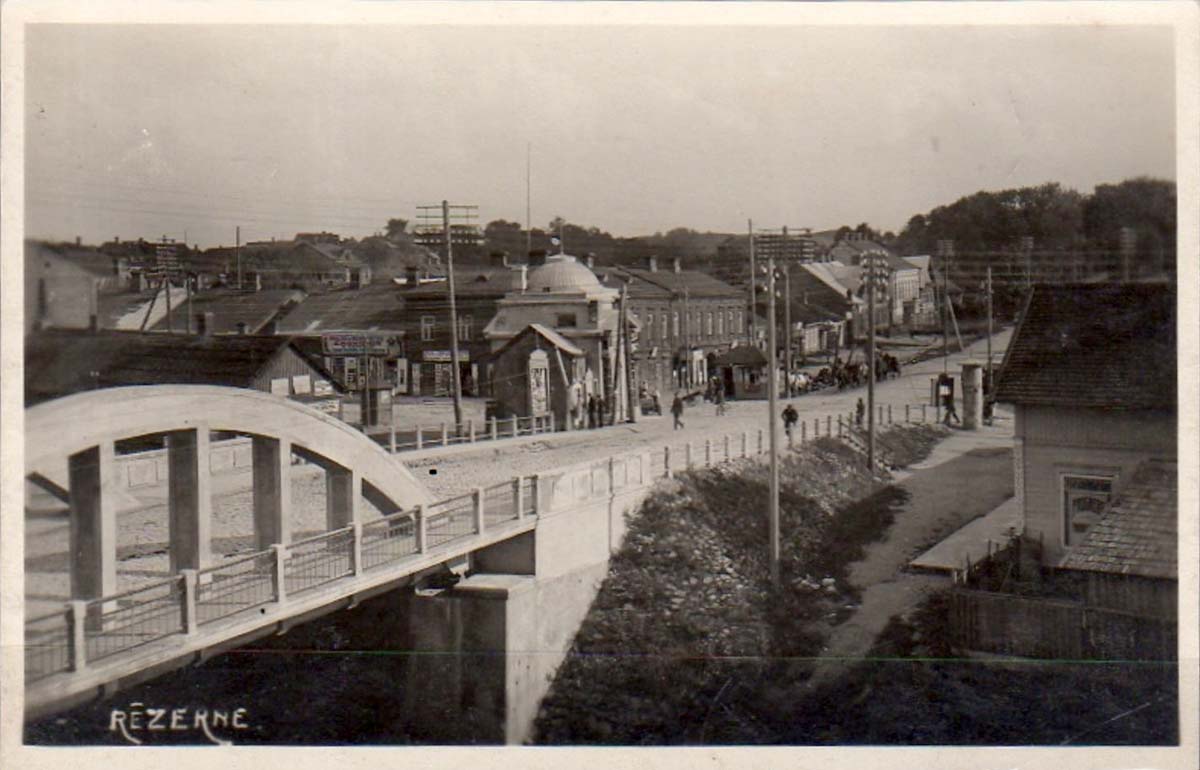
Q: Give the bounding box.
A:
[385,218,409,240]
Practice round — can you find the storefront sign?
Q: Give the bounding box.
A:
[321,332,401,357]
[423,349,470,363]
[529,350,549,416]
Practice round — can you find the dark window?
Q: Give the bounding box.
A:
[557,313,577,328]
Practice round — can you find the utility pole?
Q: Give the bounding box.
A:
[766,243,781,588]
[748,219,757,345]
[782,261,792,398]
[621,282,637,423]
[526,143,533,258]
[938,239,953,374]
[864,250,887,472]
[417,201,479,433]
[161,236,173,334]
[985,266,994,394]
[236,225,242,290]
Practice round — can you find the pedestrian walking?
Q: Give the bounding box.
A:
[782,403,799,440]
[714,384,727,417]
[855,397,865,428]
[671,391,685,430]
[587,393,598,429]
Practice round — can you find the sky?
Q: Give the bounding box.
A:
[23,21,1177,248]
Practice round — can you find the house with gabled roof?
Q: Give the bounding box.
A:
[994,281,1176,567]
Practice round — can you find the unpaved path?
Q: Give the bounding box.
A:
[805,444,1013,689]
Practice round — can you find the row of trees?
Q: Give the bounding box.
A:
[893,178,1176,258]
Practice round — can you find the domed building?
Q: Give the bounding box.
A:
[483,253,636,430]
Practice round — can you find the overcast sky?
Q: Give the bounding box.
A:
[24,22,1176,248]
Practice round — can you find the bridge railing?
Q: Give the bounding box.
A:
[382,414,556,454]
[25,609,71,683]
[85,575,186,664]
[285,527,356,596]
[196,550,277,626]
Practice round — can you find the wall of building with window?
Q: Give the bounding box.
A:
[1016,404,1175,564]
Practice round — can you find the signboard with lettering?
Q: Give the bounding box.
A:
[423,349,470,363]
[528,350,549,416]
[321,332,402,357]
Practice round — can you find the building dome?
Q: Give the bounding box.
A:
[525,254,602,294]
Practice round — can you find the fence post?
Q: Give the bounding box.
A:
[813,417,819,438]
[351,521,363,577]
[906,404,911,423]
[271,544,288,604]
[441,422,449,447]
[878,406,884,425]
[68,600,88,672]
[686,442,694,469]
[468,420,476,443]
[724,434,731,462]
[514,476,525,519]
[414,505,428,553]
[741,431,749,458]
[550,412,556,433]
[389,420,397,454]
[664,446,672,478]
[801,421,807,443]
[181,569,199,635]
[922,404,928,423]
[704,439,712,467]
[490,416,499,441]
[837,414,844,438]
[888,404,893,424]
[757,429,764,454]
[416,426,423,450]
[511,416,519,437]
[474,487,487,534]
[530,475,541,515]
[608,457,617,494]
[826,415,832,435]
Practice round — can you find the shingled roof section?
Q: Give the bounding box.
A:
[994,282,1175,411]
[1059,460,1177,579]
[602,266,743,299]
[276,283,405,334]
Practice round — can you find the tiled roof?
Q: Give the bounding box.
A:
[24,329,335,406]
[411,267,524,297]
[994,282,1175,410]
[275,284,404,334]
[1059,460,1177,579]
[151,288,303,334]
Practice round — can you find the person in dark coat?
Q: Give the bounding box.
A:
[782,403,799,439]
[671,392,685,430]
[856,397,865,428]
[587,393,598,429]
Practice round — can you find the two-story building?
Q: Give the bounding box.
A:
[600,256,747,396]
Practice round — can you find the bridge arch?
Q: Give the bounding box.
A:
[26,385,433,601]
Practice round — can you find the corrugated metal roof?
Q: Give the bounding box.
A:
[601,266,743,299]
[1059,460,1177,579]
[994,282,1175,410]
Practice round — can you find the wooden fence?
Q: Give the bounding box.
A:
[950,588,1177,661]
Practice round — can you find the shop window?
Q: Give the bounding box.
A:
[1062,474,1115,546]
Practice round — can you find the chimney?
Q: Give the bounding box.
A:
[646,256,658,272]
[511,264,528,292]
[672,257,682,273]
[406,266,420,288]
[490,251,509,268]
[198,312,215,336]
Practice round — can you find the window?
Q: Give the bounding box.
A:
[457,314,472,341]
[717,311,724,337]
[557,313,578,328]
[645,312,655,339]
[737,310,744,333]
[727,309,735,335]
[705,312,714,337]
[420,315,435,341]
[660,312,668,340]
[1062,474,1114,546]
[672,311,680,338]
